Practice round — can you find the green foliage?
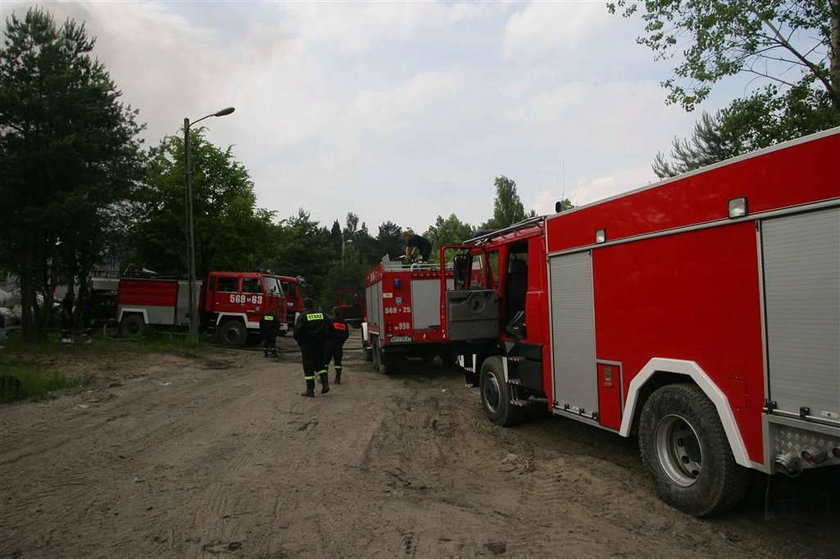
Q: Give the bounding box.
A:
[129,128,274,276]
[608,0,840,111]
[0,7,145,340]
[424,214,474,262]
[0,367,91,402]
[270,209,333,298]
[328,220,343,260]
[484,176,527,230]
[318,246,369,310]
[654,80,840,177]
[376,221,404,261]
[344,214,380,266]
[609,1,840,173]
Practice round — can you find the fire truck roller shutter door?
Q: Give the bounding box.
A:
[412,279,440,330]
[762,207,840,423]
[549,251,598,419]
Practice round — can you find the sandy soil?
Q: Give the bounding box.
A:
[1,332,838,558]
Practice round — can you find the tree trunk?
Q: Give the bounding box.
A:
[20,241,37,342]
[44,240,60,333]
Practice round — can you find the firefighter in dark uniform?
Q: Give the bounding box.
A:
[324,307,350,385]
[293,299,329,398]
[401,231,432,262]
[260,311,280,357]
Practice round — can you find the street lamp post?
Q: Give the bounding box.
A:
[184,106,235,342]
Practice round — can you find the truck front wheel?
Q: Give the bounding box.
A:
[638,383,749,517]
[480,357,525,427]
[119,314,146,338]
[217,320,247,347]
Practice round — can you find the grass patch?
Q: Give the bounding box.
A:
[0,331,221,403]
[0,367,92,402]
[0,330,219,359]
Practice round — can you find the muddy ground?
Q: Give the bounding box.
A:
[1,332,839,558]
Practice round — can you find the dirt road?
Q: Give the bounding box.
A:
[1,333,838,558]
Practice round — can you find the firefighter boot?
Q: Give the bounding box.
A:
[318,371,330,394]
[301,378,315,398]
[334,366,342,385]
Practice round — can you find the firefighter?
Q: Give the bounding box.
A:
[260,311,280,357]
[401,231,432,263]
[324,306,350,385]
[293,299,329,398]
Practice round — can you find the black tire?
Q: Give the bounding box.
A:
[638,383,749,517]
[371,336,383,372]
[372,337,395,375]
[119,314,146,338]
[480,356,526,427]
[217,320,247,347]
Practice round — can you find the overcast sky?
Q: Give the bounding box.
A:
[4,1,741,233]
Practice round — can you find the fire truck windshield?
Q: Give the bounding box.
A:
[262,276,281,296]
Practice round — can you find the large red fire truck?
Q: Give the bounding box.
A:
[117,271,287,346]
[440,128,839,516]
[363,261,453,372]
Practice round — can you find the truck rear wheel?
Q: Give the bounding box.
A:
[480,357,525,427]
[371,336,383,372]
[217,320,247,347]
[638,383,748,517]
[371,337,395,375]
[119,314,146,338]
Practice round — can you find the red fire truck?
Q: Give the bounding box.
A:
[440,128,840,516]
[273,275,308,333]
[117,271,287,346]
[336,287,365,325]
[363,262,453,372]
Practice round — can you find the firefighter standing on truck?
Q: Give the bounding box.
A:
[260,311,280,357]
[293,299,329,398]
[324,307,350,385]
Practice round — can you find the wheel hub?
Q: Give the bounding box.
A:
[483,373,501,413]
[655,414,702,487]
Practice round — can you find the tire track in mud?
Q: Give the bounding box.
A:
[186,389,281,558]
[0,352,246,558]
[4,340,840,558]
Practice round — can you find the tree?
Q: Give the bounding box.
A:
[653,80,839,177]
[484,176,527,230]
[328,220,342,260]
[129,128,274,277]
[425,214,474,262]
[270,209,333,300]
[608,0,840,111]
[0,8,144,340]
[376,221,403,261]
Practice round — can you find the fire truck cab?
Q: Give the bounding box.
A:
[441,128,840,516]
